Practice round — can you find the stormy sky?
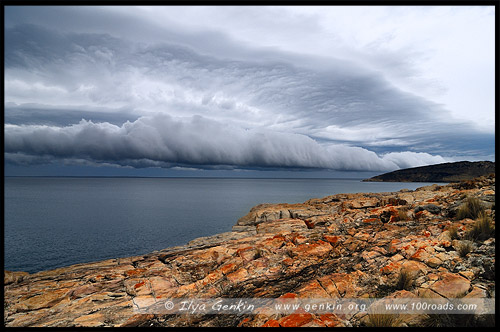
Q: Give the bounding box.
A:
[4,6,495,177]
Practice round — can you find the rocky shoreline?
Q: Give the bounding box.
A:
[4,174,495,327]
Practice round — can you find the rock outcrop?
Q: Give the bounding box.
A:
[363,161,495,183]
[4,174,495,327]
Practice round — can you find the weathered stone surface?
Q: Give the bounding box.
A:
[12,288,69,312]
[4,174,495,327]
[236,204,295,226]
[188,231,255,246]
[4,271,29,285]
[73,312,106,327]
[345,197,379,209]
[430,272,471,298]
[120,314,156,327]
[231,225,256,233]
[414,204,441,215]
[256,219,307,234]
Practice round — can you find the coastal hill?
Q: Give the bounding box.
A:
[4,174,495,327]
[363,161,495,183]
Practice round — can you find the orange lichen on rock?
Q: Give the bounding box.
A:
[133,281,145,289]
[261,319,281,327]
[278,309,313,327]
[323,235,339,245]
[125,268,147,277]
[318,313,343,327]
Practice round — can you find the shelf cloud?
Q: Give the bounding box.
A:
[4,7,495,175]
[5,114,448,172]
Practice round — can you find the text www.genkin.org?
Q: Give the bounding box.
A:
[133,298,495,315]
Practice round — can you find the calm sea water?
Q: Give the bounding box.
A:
[4,177,442,273]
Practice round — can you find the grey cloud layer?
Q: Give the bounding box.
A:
[4,114,447,171]
[4,20,494,172]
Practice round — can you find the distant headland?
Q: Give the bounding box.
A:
[363,161,495,183]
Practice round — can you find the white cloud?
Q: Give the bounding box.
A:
[128,5,494,130]
[4,114,451,172]
[380,151,448,169]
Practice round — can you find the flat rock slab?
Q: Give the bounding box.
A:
[430,272,471,298]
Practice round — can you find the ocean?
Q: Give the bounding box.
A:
[4,177,442,273]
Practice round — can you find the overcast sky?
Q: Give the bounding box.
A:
[4,5,495,177]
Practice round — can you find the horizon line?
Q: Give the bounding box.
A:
[4,175,369,180]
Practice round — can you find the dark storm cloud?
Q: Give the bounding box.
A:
[4,24,479,133]
[4,114,448,172]
[4,8,495,172]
